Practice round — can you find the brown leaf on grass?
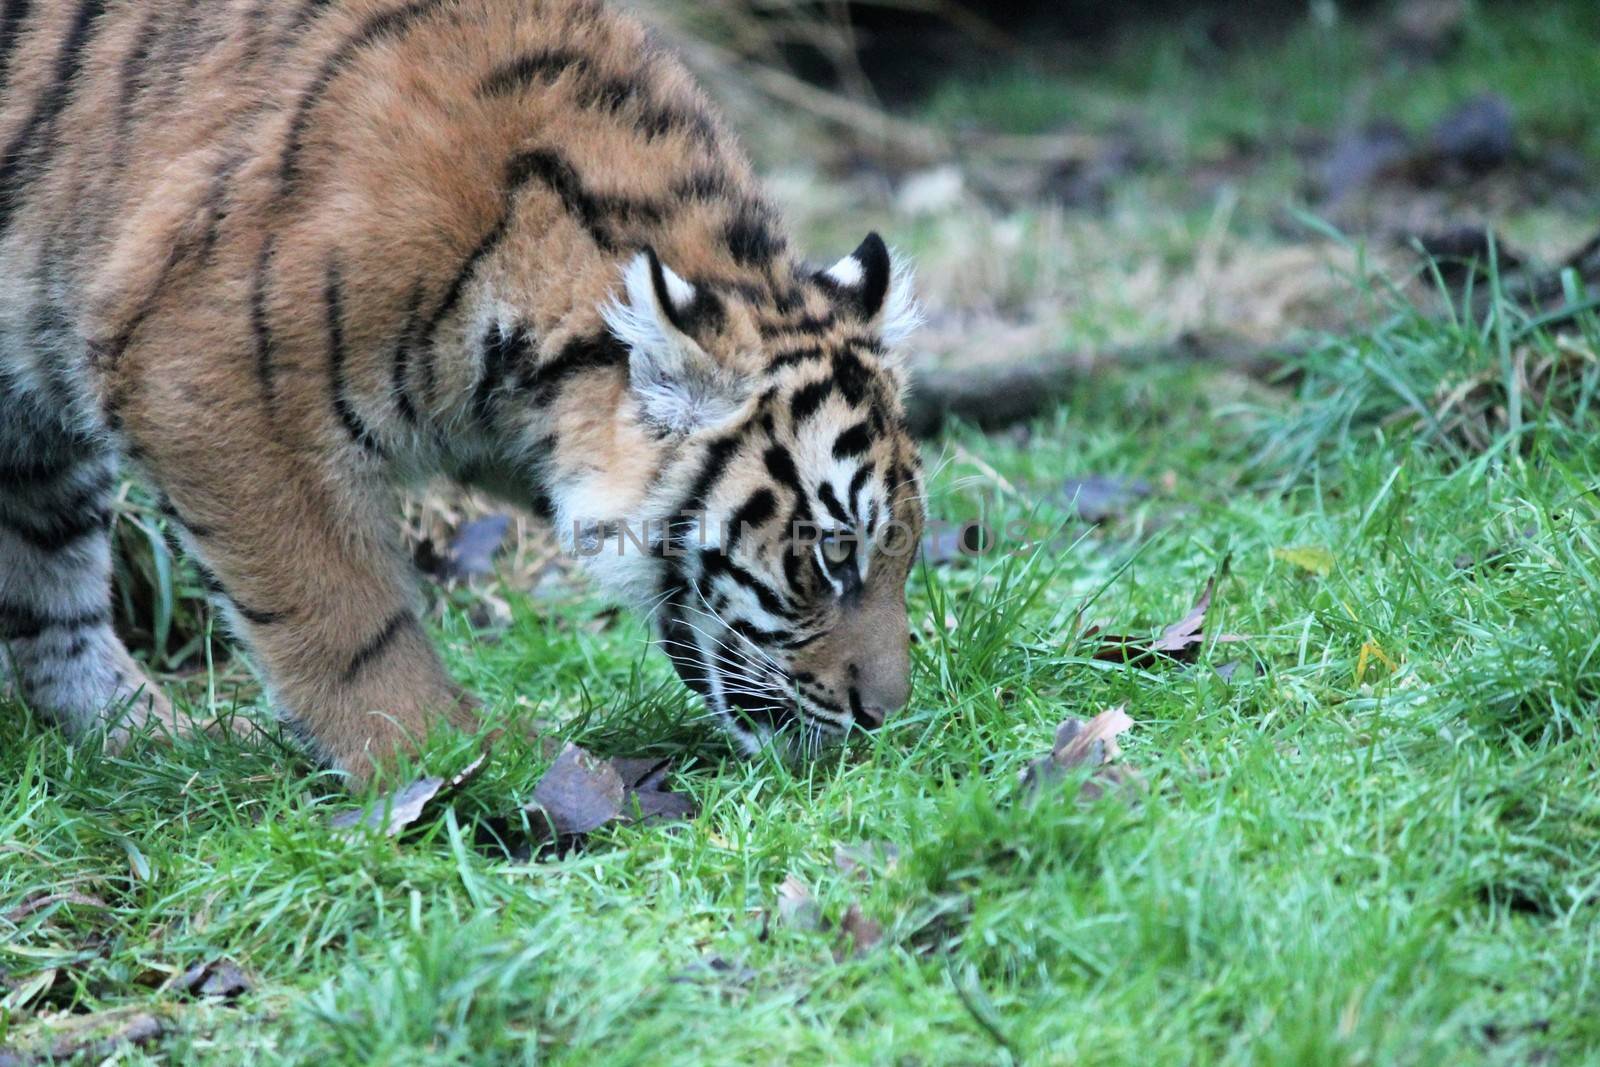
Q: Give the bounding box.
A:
[328,755,486,836]
[171,958,252,1001]
[773,871,888,961]
[0,1008,170,1067]
[834,904,884,961]
[1021,705,1142,802]
[522,746,697,849]
[775,875,823,933]
[526,745,626,838]
[1088,574,1245,666]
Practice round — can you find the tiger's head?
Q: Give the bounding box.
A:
[579,233,925,755]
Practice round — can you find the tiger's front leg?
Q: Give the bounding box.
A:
[137,442,479,784]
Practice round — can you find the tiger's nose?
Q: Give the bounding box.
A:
[850,671,909,730]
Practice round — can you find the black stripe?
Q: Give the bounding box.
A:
[0,452,76,487]
[700,550,793,621]
[505,148,665,254]
[672,170,729,201]
[790,379,832,424]
[832,421,872,461]
[689,436,742,507]
[816,482,851,526]
[0,603,108,643]
[0,504,110,552]
[516,332,628,406]
[725,488,776,549]
[0,0,107,236]
[725,203,785,267]
[115,6,162,138]
[415,214,515,407]
[472,323,532,425]
[391,281,425,424]
[343,610,413,682]
[786,630,825,652]
[729,617,789,648]
[478,47,588,97]
[158,498,214,539]
[237,603,287,627]
[657,434,742,567]
[767,346,823,372]
[0,0,35,99]
[764,445,802,497]
[324,261,385,457]
[846,464,874,520]
[196,564,285,625]
[799,682,846,716]
[279,0,447,193]
[759,311,835,339]
[196,149,248,261]
[480,49,714,146]
[251,237,277,406]
[833,348,872,406]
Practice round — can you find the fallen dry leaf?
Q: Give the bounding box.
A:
[834,904,884,961]
[0,1007,170,1067]
[772,871,888,962]
[328,755,486,836]
[1021,705,1142,802]
[526,745,626,838]
[775,875,823,933]
[519,745,697,852]
[415,514,511,582]
[171,958,252,1001]
[1088,574,1245,666]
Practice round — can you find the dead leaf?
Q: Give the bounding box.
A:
[328,755,486,837]
[0,1008,170,1067]
[1088,574,1245,666]
[171,958,252,1001]
[517,746,698,853]
[1021,705,1141,802]
[775,875,823,933]
[834,904,884,961]
[415,515,511,582]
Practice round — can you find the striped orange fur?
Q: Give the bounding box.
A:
[0,0,925,781]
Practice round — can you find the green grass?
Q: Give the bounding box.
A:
[925,2,1600,163]
[6,272,1600,1064]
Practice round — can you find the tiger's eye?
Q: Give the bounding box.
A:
[821,534,856,567]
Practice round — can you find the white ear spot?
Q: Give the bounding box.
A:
[822,253,866,288]
[603,252,752,436]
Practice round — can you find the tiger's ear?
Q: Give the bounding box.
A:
[604,250,753,436]
[815,232,922,350]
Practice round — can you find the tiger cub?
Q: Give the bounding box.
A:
[0,0,925,781]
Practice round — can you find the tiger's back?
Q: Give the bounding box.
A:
[0,0,925,778]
